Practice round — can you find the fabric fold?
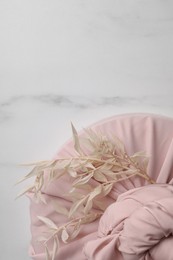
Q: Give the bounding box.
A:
[84,184,173,260]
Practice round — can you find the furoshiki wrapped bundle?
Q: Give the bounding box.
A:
[18,113,173,259]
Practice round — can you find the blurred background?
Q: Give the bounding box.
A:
[0,1,173,259]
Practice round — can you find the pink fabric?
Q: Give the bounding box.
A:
[84,184,173,260]
[27,113,173,259]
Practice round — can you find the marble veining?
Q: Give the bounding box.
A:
[0,94,172,128]
[1,94,173,111]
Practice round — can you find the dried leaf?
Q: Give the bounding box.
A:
[35,174,44,191]
[123,169,138,175]
[54,159,71,169]
[15,184,34,199]
[15,166,40,185]
[65,190,84,201]
[131,151,147,158]
[84,162,95,170]
[102,183,113,196]
[100,161,115,170]
[50,169,65,182]
[69,197,88,218]
[61,229,69,243]
[141,157,149,171]
[36,191,47,204]
[45,245,51,260]
[52,201,69,216]
[70,221,81,240]
[52,236,59,260]
[84,199,93,214]
[84,128,99,143]
[81,212,100,224]
[78,136,94,152]
[83,185,102,214]
[38,216,57,230]
[93,171,107,182]
[18,160,49,166]
[71,123,84,155]
[113,135,125,154]
[88,185,102,201]
[72,173,93,187]
[67,168,77,177]
[77,184,93,191]
[100,169,117,178]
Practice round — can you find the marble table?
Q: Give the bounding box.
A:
[0,1,173,259]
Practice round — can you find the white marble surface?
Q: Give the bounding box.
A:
[1,1,173,259]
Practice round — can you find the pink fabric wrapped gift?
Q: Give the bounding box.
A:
[27,113,173,259]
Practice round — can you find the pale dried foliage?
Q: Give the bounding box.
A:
[17,124,155,260]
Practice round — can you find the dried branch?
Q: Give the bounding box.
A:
[17,124,155,259]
